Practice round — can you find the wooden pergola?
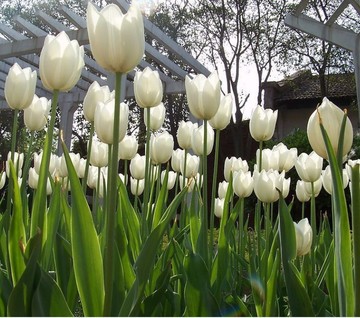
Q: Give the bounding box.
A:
[0,0,210,150]
[285,0,360,127]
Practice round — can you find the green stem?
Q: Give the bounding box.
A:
[82,122,95,192]
[210,129,220,259]
[30,89,59,238]
[202,120,209,265]
[103,72,123,316]
[258,141,263,172]
[310,181,316,236]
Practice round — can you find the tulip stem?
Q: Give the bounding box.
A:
[210,129,220,259]
[103,72,123,316]
[30,89,59,238]
[202,120,209,265]
[82,122,95,192]
[142,107,151,239]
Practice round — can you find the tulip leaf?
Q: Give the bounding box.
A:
[61,140,104,317]
[278,195,314,316]
[319,120,354,316]
[7,160,26,286]
[119,186,188,316]
[0,267,12,316]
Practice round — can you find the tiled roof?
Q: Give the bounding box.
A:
[273,71,356,101]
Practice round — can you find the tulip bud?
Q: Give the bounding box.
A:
[257,148,279,171]
[253,169,280,203]
[135,68,163,108]
[295,151,323,183]
[177,121,198,150]
[34,152,59,175]
[144,102,165,130]
[58,153,81,178]
[249,105,278,142]
[24,95,51,131]
[214,198,224,218]
[294,218,313,256]
[272,143,298,172]
[179,173,202,192]
[180,153,200,178]
[87,2,145,74]
[0,172,6,190]
[90,139,108,168]
[118,135,138,161]
[307,97,353,160]
[5,63,37,110]
[171,148,184,173]
[40,31,84,92]
[83,81,111,122]
[218,181,229,200]
[191,122,214,156]
[295,180,311,202]
[233,171,253,198]
[185,72,221,120]
[209,93,233,130]
[321,165,349,195]
[150,132,174,165]
[224,157,249,182]
[87,166,99,189]
[130,154,146,180]
[6,152,24,177]
[304,178,323,198]
[161,170,177,190]
[130,177,145,195]
[94,99,129,145]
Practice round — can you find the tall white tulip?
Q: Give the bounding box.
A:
[249,105,278,142]
[295,180,311,202]
[6,152,24,177]
[177,121,198,150]
[304,178,323,198]
[39,31,84,92]
[294,218,313,256]
[87,2,144,73]
[257,148,279,171]
[24,95,51,131]
[34,152,59,176]
[135,67,163,108]
[307,97,353,160]
[295,151,323,183]
[130,154,146,180]
[179,173,202,192]
[144,102,165,130]
[83,81,111,122]
[171,149,185,173]
[272,143,298,172]
[209,93,233,130]
[321,165,349,195]
[218,181,229,200]
[0,172,6,190]
[118,135,138,161]
[233,171,253,198]
[150,132,174,165]
[94,100,129,145]
[185,72,221,120]
[180,154,200,178]
[130,177,145,196]
[253,169,281,203]
[214,198,224,218]
[224,157,249,182]
[191,122,214,156]
[90,139,108,168]
[161,170,177,190]
[5,63,37,110]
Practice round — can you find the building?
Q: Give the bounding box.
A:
[262,70,358,140]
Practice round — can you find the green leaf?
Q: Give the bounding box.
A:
[7,160,26,285]
[61,139,104,317]
[31,267,73,316]
[0,267,12,316]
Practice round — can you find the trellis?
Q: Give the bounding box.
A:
[0,0,210,150]
[285,0,360,126]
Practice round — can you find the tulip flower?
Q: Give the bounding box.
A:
[171,149,185,173]
[150,132,174,165]
[179,173,202,192]
[224,157,249,182]
[191,122,214,156]
[0,172,6,190]
[180,153,200,178]
[294,218,313,256]
[233,171,253,198]
[214,198,224,218]
[272,142,298,172]
[34,152,59,176]
[185,72,221,120]
[57,153,81,178]
[83,81,112,122]
[24,95,51,131]
[77,158,87,179]
[130,177,145,196]
[253,169,282,203]
[130,154,146,180]
[304,178,323,198]
[322,165,349,195]
[307,97,353,160]
[94,99,129,145]
[135,68,163,108]
[28,167,52,195]
[5,63,37,110]
[256,148,279,171]
[87,166,99,189]
[177,121,198,150]
[209,93,233,130]
[6,152,24,178]
[39,31,84,92]
[118,135,138,161]
[346,159,360,181]
[218,181,229,200]
[87,2,144,74]
[295,180,311,202]
[89,139,108,168]
[96,167,108,198]
[295,151,323,183]
[249,105,278,142]
[161,170,177,190]
[144,102,165,130]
